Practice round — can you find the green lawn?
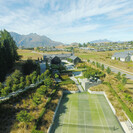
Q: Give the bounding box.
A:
[50,92,124,133]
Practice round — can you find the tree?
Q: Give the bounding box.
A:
[37,75,40,82]
[32,94,42,105]
[106,67,111,74]
[19,82,25,90]
[116,72,121,80]
[54,73,59,79]
[6,76,13,89]
[122,77,127,85]
[22,59,40,75]
[12,84,18,92]
[37,85,47,95]
[20,76,25,82]
[0,30,19,82]
[32,75,37,84]
[0,82,3,91]
[17,110,33,123]
[26,75,31,86]
[44,77,52,89]
[101,64,104,71]
[1,87,10,96]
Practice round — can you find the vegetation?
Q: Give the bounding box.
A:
[22,59,40,75]
[0,30,19,81]
[106,67,111,74]
[83,66,105,79]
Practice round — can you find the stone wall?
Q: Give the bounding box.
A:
[78,78,102,91]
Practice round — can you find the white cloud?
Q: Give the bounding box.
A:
[0,0,133,42]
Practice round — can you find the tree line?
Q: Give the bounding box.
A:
[0,30,19,81]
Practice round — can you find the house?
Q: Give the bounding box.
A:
[112,50,133,62]
[69,55,81,65]
[43,53,81,65]
[51,56,61,65]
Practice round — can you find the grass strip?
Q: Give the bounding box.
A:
[32,88,57,132]
[103,82,133,123]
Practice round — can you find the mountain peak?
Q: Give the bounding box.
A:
[10,32,63,48]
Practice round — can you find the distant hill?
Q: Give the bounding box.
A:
[10,32,63,48]
[90,39,112,43]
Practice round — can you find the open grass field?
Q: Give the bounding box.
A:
[50,92,124,133]
[75,49,133,73]
[17,49,43,60]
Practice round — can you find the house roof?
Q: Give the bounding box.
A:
[44,53,72,59]
[69,55,78,60]
[112,50,133,58]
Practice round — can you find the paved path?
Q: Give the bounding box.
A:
[70,77,84,92]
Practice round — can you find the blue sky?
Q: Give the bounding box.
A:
[0,0,133,44]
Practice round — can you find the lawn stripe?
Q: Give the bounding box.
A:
[96,95,112,133]
[95,102,106,133]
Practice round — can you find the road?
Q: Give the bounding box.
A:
[84,60,133,80]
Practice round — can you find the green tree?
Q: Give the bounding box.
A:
[106,67,111,74]
[6,76,13,88]
[19,82,25,90]
[17,110,33,123]
[54,73,59,79]
[101,64,104,71]
[37,85,47,95]
[122,77,127,85]
[32,94,42,105]
[0,82,3,92]
[12,84,18,92]
[37,75,40,82]
[1,87,10,96]
[44,77,52,89]
[32,75,37,84]
[116,72,121,80]
[0,30,19,82]
[26,75,31,86]
[22,59,40,75]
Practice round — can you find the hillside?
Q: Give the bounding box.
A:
[10,32,63,48]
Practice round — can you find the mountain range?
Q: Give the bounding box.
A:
[90,39,112,43]
[10,32,63,48]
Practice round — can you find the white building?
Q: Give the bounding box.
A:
[112,50,133,62]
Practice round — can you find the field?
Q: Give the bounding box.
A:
[17,49,43,60]
[75,49,133,73]
[50,93,124,133]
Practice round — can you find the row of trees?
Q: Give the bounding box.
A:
[0,69,50,97]
[16,70,52,125]
[83,66,105,79]
[0,30,19,81]
[92,61,111,74]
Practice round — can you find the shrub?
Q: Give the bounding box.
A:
[1,87,10,96]
[32,76,37,84]
[12,84,19,92]
[33,94,42,105]
[19,82,25,90]
[37,85,47,95]
[17,110,33,123]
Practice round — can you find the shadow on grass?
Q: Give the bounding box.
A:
[49,94,69,133]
